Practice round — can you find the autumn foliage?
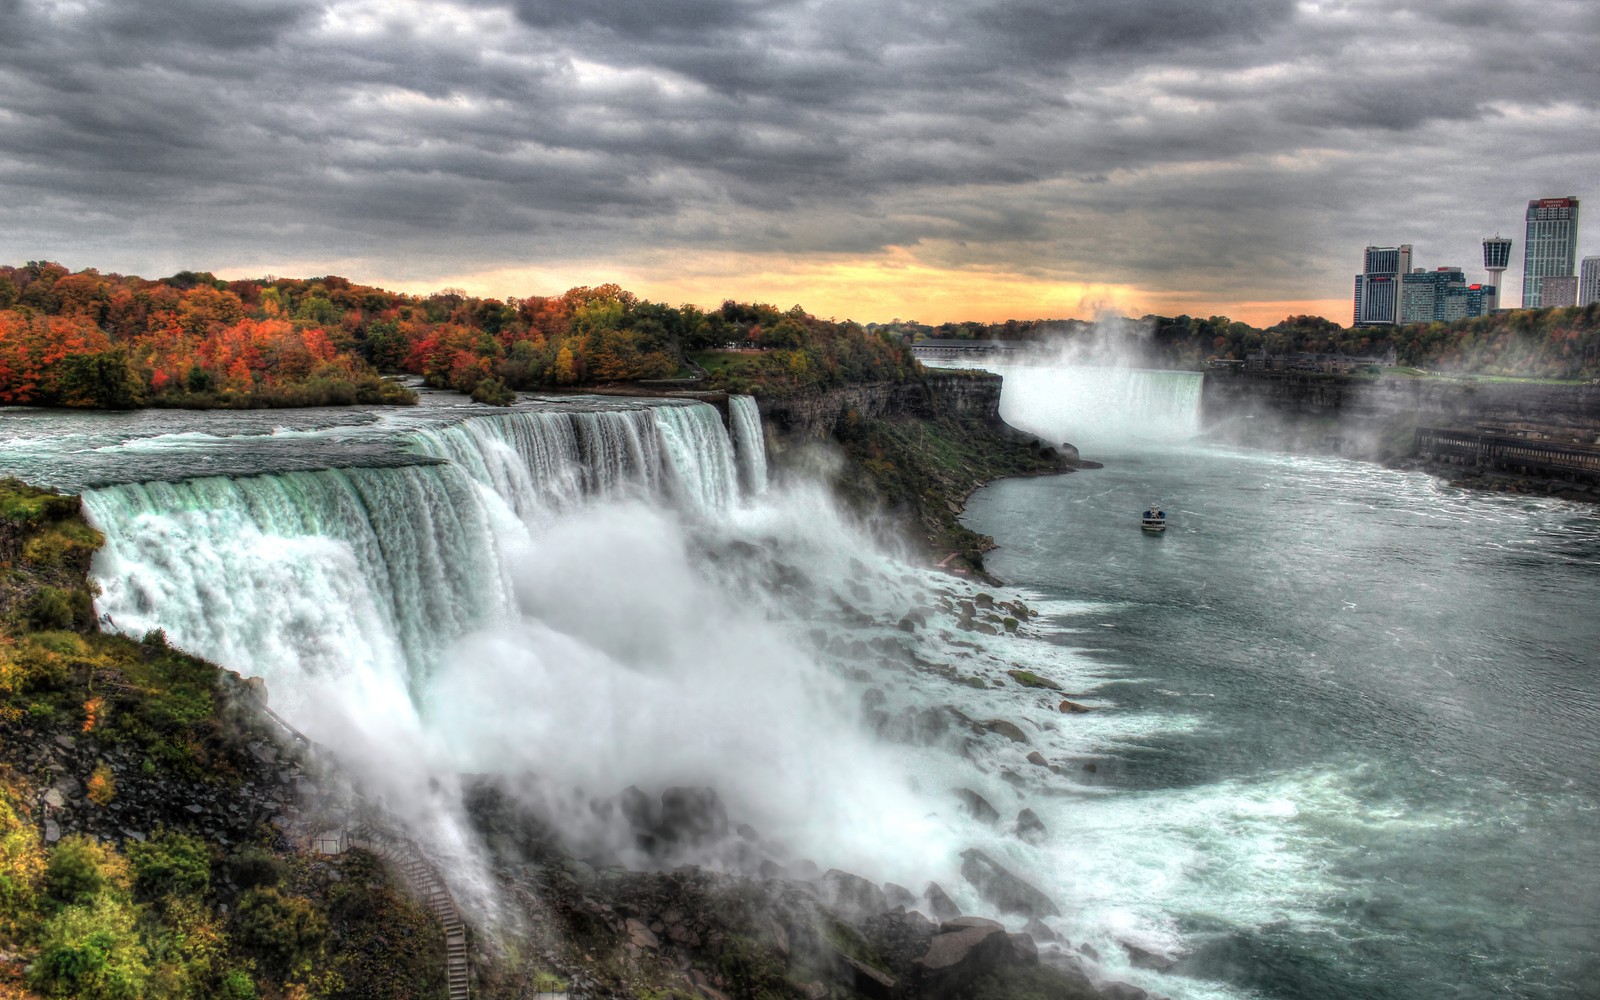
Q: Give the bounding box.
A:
[0,262,923,408]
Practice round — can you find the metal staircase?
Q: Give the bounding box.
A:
[348,825,471,1000]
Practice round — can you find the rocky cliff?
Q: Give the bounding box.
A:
[756,371,1006,441]
[1201,369,1600,498]
[753,371,1078,578]
[1202,370,1600,456]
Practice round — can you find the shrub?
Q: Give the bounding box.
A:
[221,846,281,892]
[27,587,80,631]
[45,836,116,909]
[30,895,150,1000]
[128,830,210,902]
[470,376,515,406]
[219,969,257,999]
[86,764,115,806]
[0,789,45,942]
[231,887,326,978]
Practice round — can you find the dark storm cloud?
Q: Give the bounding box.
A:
[2,0,1597,308]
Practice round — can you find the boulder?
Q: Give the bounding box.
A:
[1007,932,1039,965]
[1014,808,1047,846]
[923,882,961,923]
[1122,940,1177,971]
[1026,751,1048,767]
[982,720,1029,743]
[959,848,1060,919]
[1102,983,1150,1000]
[883,881,918,911]
[955,788,1000,825]
[819,869,888,922]
[658,786,728,847]
[1059,700,1092,714]
[914,916,1013,999]
[839,955,896,1000]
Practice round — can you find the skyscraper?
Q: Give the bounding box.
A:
[1522,197,1579,308]
[1354,244,1412,326]
[1580,256,1600,307]
[1401,267,1495,323]
[1482,236,1511,311]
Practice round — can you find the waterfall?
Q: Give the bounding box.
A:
[728,395,768,495]
[84,464,515,700]
[82,399,747,710]
[937,359,1204,451]
[649,403,741,512]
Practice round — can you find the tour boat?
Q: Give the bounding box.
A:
[1141,505,1167,532]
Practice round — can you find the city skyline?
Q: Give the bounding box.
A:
[2,0,1598,326]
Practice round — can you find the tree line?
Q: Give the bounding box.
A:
[0,263,919,407]
[888,307,1600,379]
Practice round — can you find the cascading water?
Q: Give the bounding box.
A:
[934,356,1204,452]
[728,395,768,494]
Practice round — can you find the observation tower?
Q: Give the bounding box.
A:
[1482,235,1512,311]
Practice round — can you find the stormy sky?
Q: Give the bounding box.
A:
[2,0,1597,323]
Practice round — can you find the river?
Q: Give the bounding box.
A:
[957,361,1600,999]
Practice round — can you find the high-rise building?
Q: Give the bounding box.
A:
[1541,275,1578,308]
[1354,244,1413,326]
[1522,197,1579,308]
[1580,256,1600,307]
[1482,235,1512,310]
[1401,267,1495,323]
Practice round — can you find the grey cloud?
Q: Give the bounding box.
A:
[96,0,322,51]
[2,0,1599,312]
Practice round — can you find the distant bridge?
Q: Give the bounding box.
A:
[911,339,1035,359]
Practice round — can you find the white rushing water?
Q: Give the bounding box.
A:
[728,394,768,495]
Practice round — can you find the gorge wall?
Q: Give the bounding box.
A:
[1201,369,1600,491]
[755,370,1005,442]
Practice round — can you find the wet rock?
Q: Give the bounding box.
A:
[914,916,1013,999]
[1059,699,1092,713]
[1026,751,1048,767]
[955,788,1000,825]
[1122,940,1177,971]
[1007,669,1061,690]
[959,848,1060,919]
[923,882,961,923]
[1008,931,1039,965]
[839,955,896,1000]
[1014,808,1047,846]
[819,869,888,921]
[981,719,1028,743]
[1024,916,1058,942]
[883,881,917,911]
[658,786,728,847]
[1103,983,1150,1000]
[625,917,660,949]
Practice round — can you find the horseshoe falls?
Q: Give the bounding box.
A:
[4,376,1598,1000]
